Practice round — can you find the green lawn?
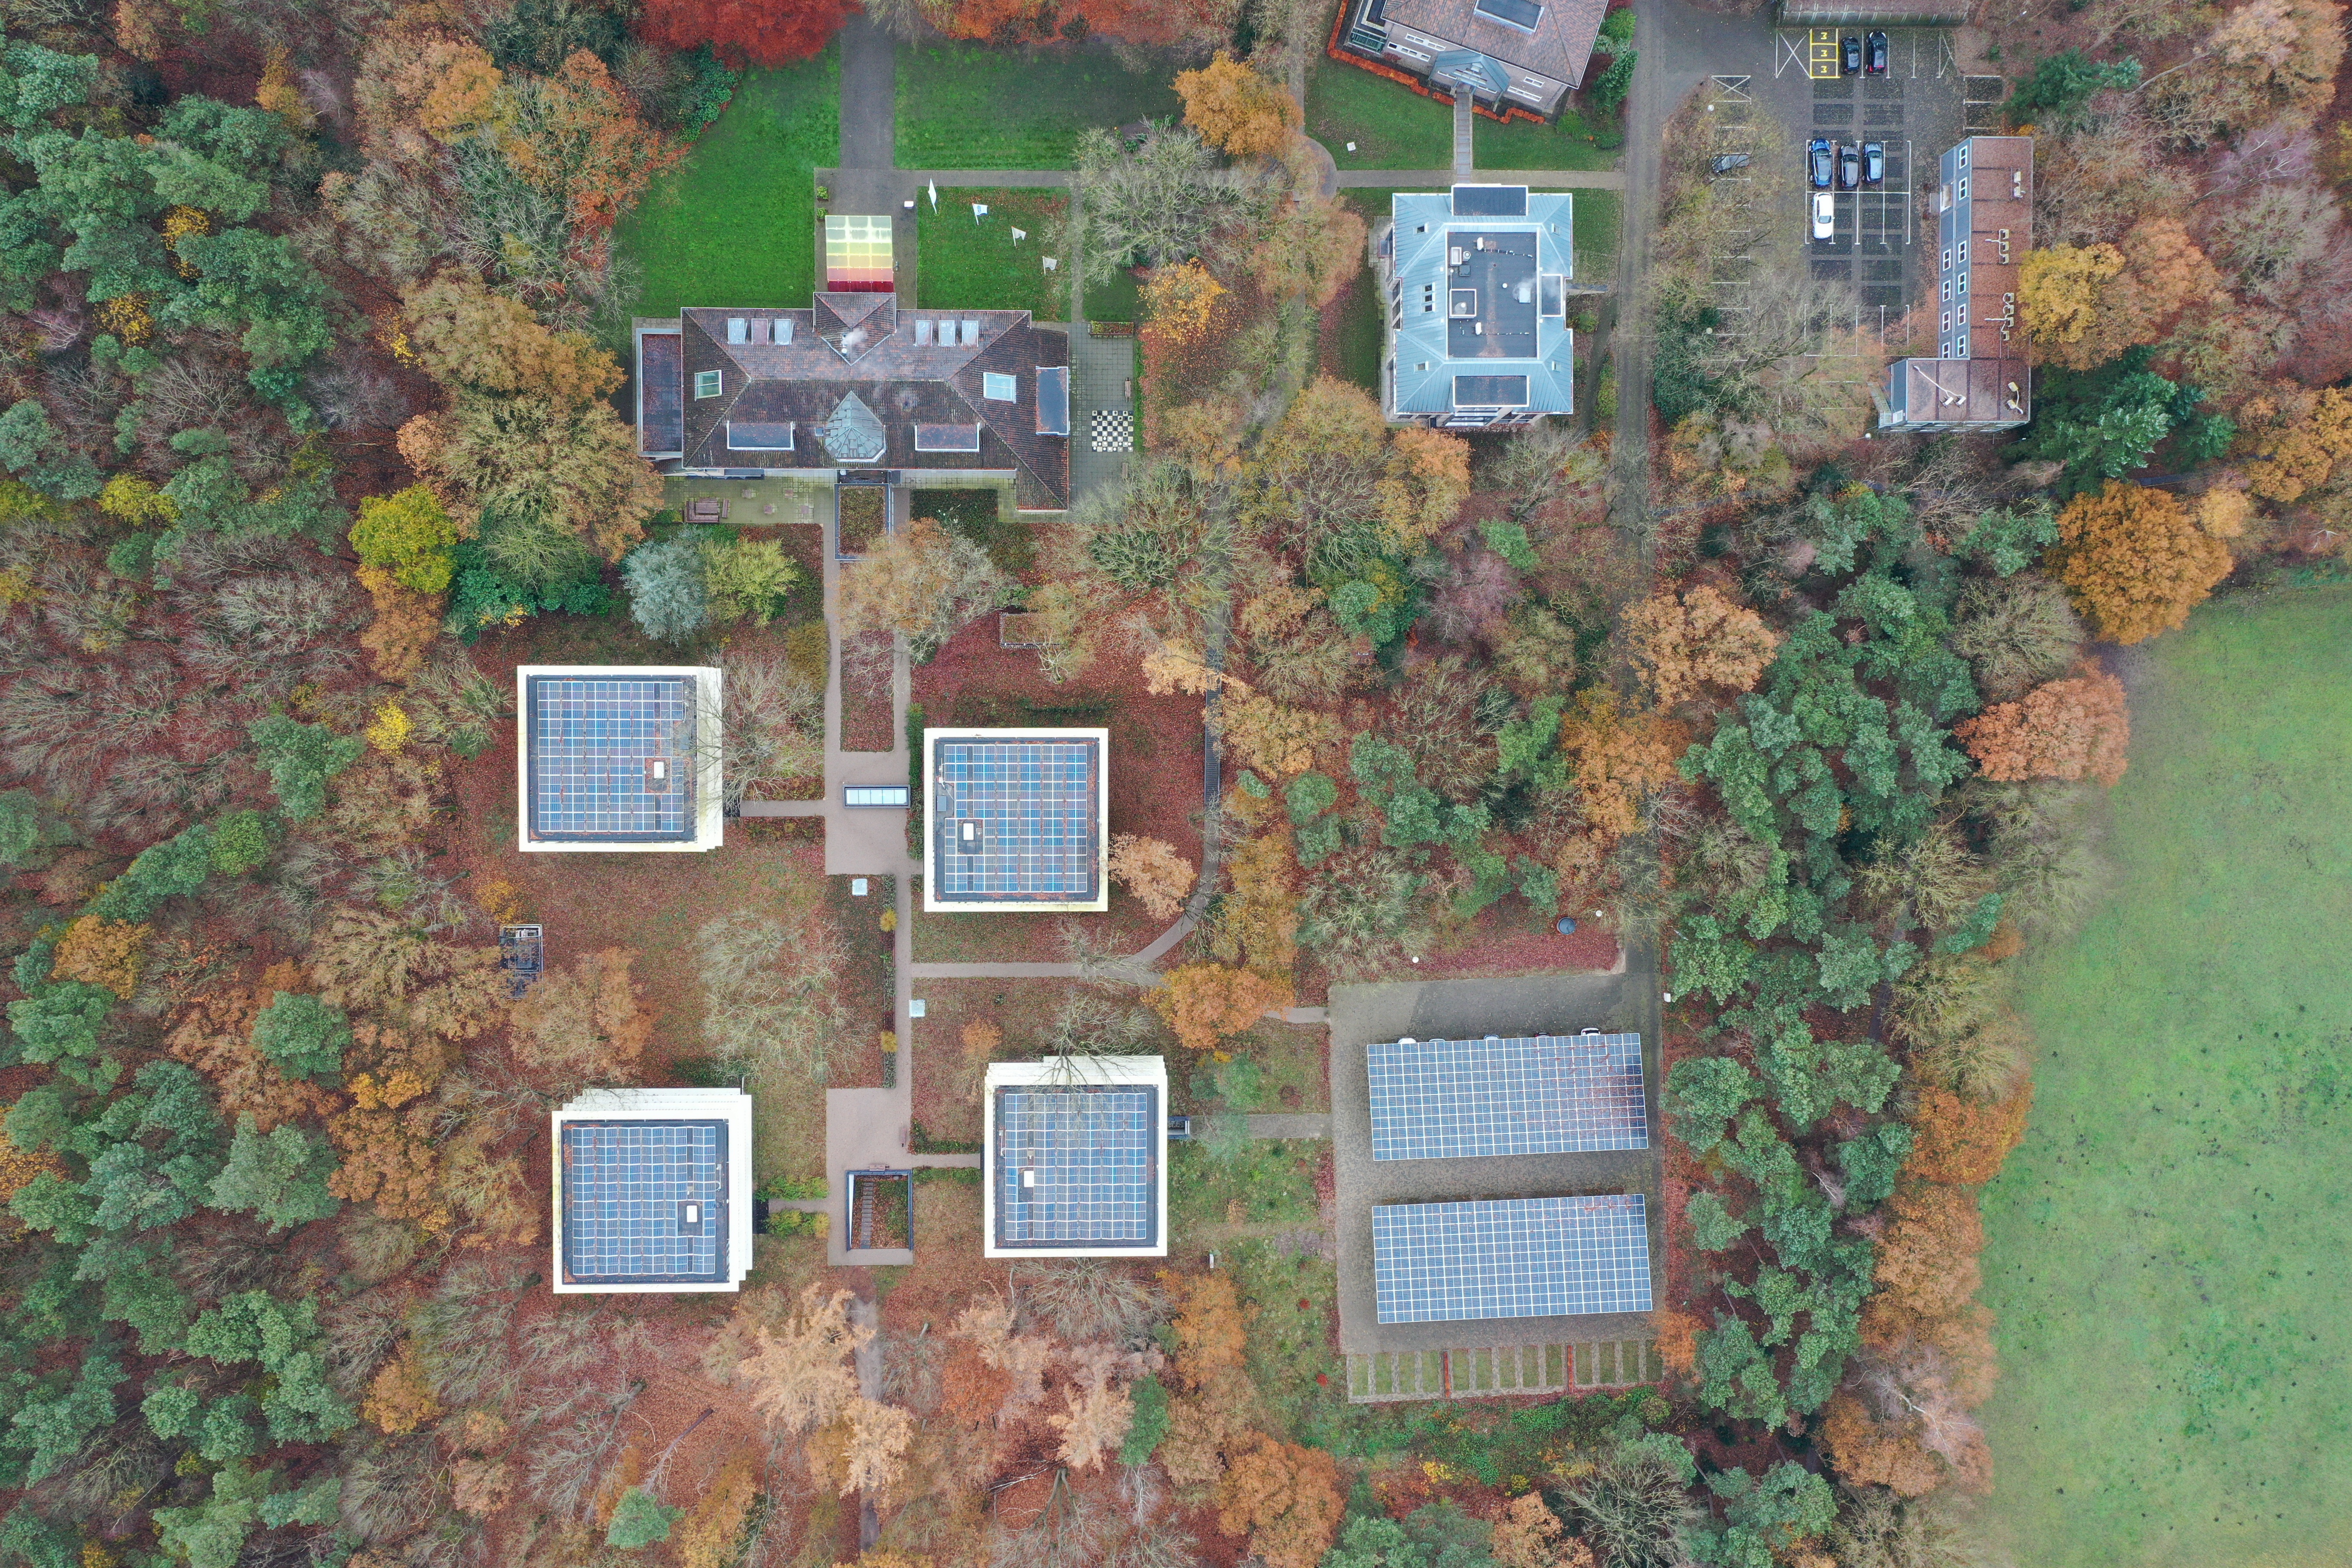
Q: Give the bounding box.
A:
[1978,586,2352,1568]
[916,187,1068,318]
[1308,60,1452,170]
[1474,103,1623,171]
[613,52,839,322]
[1573,189,1620,285]
[895,43,1179,169]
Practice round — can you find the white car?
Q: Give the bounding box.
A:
[1812,191,1835,240]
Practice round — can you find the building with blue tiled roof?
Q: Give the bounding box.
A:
[1375,184,1576,430]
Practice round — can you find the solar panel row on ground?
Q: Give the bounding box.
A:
[1367,1033,1647,1161]
[529,676,695,841]
[1372,1195,1651,1323]
[934,736,1099,900]
[994,1084,1157,1247]
[561,1121,726,1283]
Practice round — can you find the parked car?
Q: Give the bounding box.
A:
[1809,138,1834,190]
[1838,143,1861,190]
[1842,34,1862,74]
[1711,153,1752,174]
[1867,30,1889,74]
[1863,141,1885,185]
[1812,191,1836,239]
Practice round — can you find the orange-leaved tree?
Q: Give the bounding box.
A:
[1872,1183,1986,1326]
[2050,481,2231,644]
[1174,53,1301,158]
[1108,833,1196,922]
[1215,1433,1344,1568]
[1951,663,2131,786]
[1151,963,1293,1056]
[1905,1082,2034,1186]
[510,948,651,1085]
[1625,585,1782,709]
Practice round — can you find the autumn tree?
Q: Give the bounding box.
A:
[1047,1359,1135,1471]
[1215,1433,1344,1568]
[1905,1082,2034,1186]
[2049,481,2232,644]
[741,1286,867,1437]
[509,948,649,1085]
[640,0,858,66]
[674,1455,758,1568]
[352,485,459,594]
[2018,243,2124,363]
[1243,377,1470,560]
[838,516,1013,661]
[1169,1272,1249,1387]
[50,916,150,998]
[1490,1493,1595,1568]
[1952,665,2131,786]
[1108,834,1195,921]
[1174,54,1302,158]
[1626,586,1781,709]
[1151,964,1292,1055]
[2240,385,2352,504]
[1559,689,1688,843]
[1872,1184,1985,1326]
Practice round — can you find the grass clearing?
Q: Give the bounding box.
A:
[1572,189,1621,285]
[916,187,1068,319]
[1474,104,1623,171]
[1978,586,2352,1568]
[1168,1139,1321,1232]
[614,52,838,323]
[911,484,1033,577]
[895,43,1179,169]
[1308,61,1452,169]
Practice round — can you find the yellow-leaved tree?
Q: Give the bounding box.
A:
[2049,481,2232,643]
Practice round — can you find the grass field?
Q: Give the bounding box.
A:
[1475,104,1623,171]
[1308,61,1452,169]
[1573,189,1621,284]
[916,187,1068,318]
[895,43,1179,169]
[613,53,838,323]
[1978,586,2352,1568]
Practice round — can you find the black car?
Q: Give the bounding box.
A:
[1866,30,1889,74]
[1809,138,1833,190]
[1838,142,1860,190]
[1842,34,1862,74]
[1862,141,1885,185]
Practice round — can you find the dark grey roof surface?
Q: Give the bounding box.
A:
[1386,0,1608,88]
[676,302,1069,508]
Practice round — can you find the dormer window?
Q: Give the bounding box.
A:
[694,370,721,398]
[726,318,748,344]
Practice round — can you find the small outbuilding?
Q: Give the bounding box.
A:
[551,1087,753,1293]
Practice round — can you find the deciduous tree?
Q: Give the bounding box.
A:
[1952,665,2131,786]
[1626,586,1781,709]
[1108,834,1195,921]
[1174,54,1301,158]
[2050,481,2231,644]
[510,948,649,1085]
[741,1286,867,1437]
[2018,243,2123,363]
[1905,1082,2033,1186]
[1872,1184,1984,1325]
[1215,1433,1343,1568]
[838,516,1012,661]
[639,0,858,67]
[1151,963,1292,1055]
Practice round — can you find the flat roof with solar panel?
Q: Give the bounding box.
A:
[552,1087,753,1293]
[516,665,724,852]
[1368,1032,1646,1161]
[1372,1194,1652,1323]
[923,726,1109,911]
[983,1056,1167,1258]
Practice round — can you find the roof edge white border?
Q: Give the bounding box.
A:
[516,665,725,853]
[982,1054,1168,1259]
[923,726,1110,912]
[550,1086,754,1294]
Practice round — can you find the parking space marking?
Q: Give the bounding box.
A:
[1776,31,1808,78]
[1810,28,1841,79]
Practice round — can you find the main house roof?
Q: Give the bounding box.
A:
[668,298,1069,510]
[1388,187,1576,419]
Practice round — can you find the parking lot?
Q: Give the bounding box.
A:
[1708,26,1980,345]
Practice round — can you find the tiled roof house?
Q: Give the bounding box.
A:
[632,225,1071,510]
[1336,0,1609,116]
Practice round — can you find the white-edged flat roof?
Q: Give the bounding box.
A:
[516,665,725,853]
[551,1087,753,1292]
[982,1056,1167,1259]
[923,726,1109,912]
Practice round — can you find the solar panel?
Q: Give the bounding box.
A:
[561,1121,728,1283]
[1373,1195,1651,1323]
[994,1084,1158,1247]
[932,736,1099,901]
[1368,1034,1646,1161]
[528,676,695,841]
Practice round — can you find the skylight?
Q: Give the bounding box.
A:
[983,372,1017,401]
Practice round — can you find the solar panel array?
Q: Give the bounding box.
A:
[561,1121,726,1283]
[1372,1195,1651,1323]
[994,1085,1157,1247]
[933,737,1099,901]
[529,677,695,841]
[1367,1033,1646,1161]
